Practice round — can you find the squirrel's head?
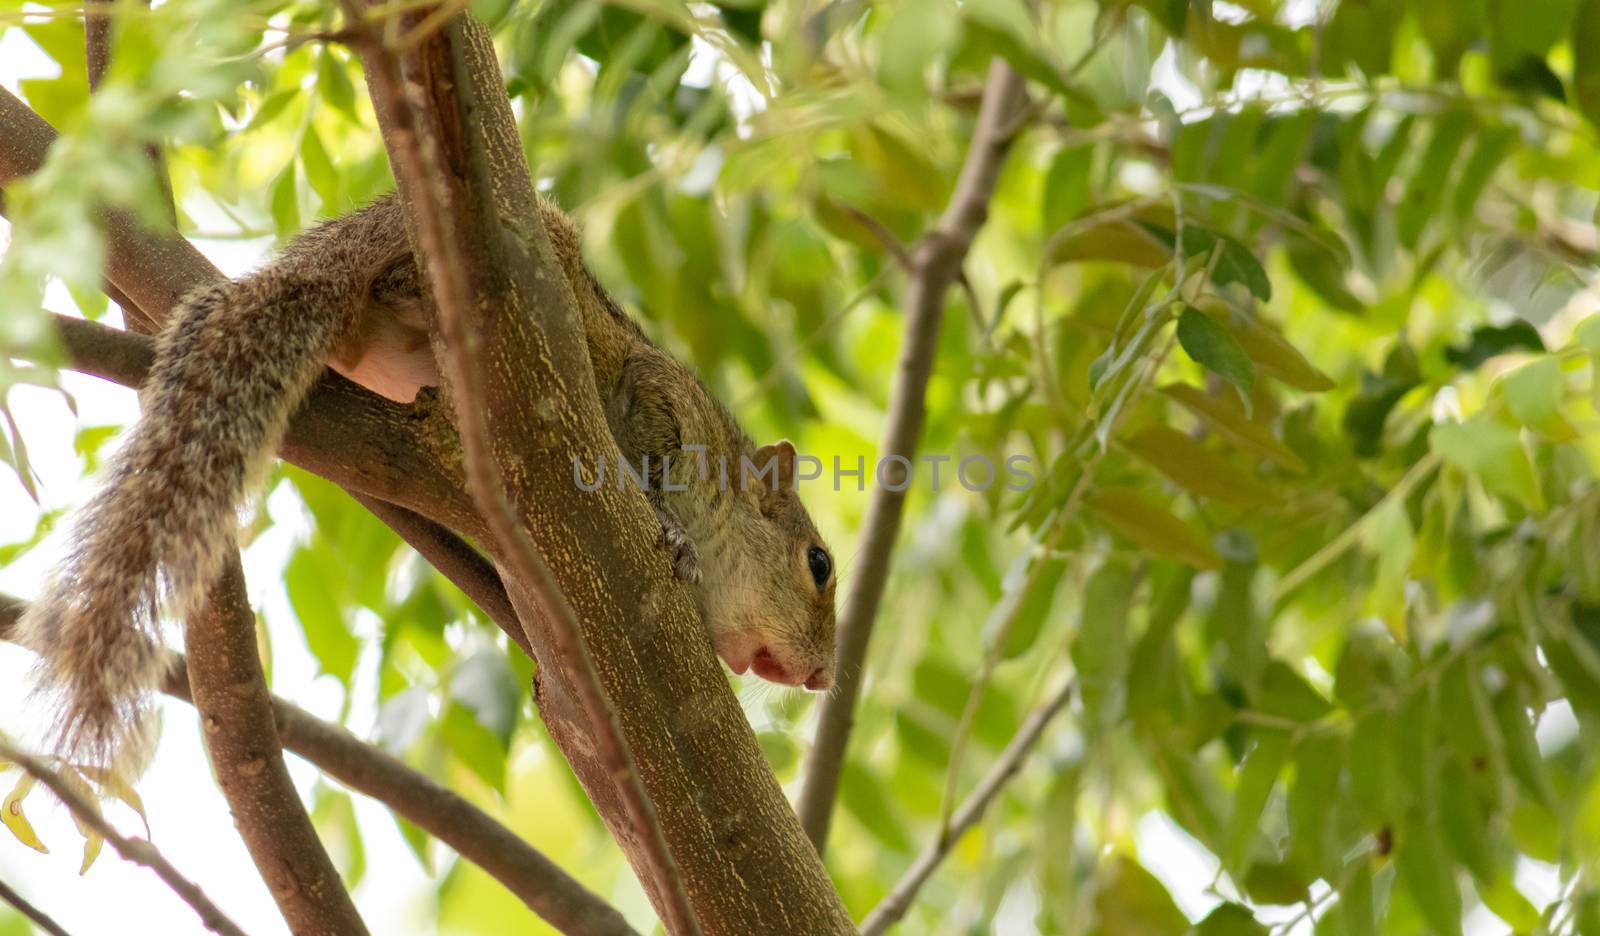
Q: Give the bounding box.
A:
[702,440,837,692]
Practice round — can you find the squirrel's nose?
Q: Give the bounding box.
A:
[804,668,833,692]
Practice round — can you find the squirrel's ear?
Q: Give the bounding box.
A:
[753,439,797,492]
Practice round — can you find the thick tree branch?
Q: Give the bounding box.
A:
[0,878,73,936]
[0,740,249,936]
[797,60,1029,851]
[857,678,1076,936]
[0,595,638,936]
[348,12,852,934]
[185,564,370,935]
[347,16,698,935]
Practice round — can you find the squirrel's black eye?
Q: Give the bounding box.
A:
[807,546,831,587]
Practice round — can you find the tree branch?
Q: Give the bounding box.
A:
[185,564,370,935]
[856,678,1076,936]
[796,59,1029,851]
[0,740,250,936]
[0,877,74,936]
[346,15,699,934]
[347,12,851,933]
[0,595,639,936]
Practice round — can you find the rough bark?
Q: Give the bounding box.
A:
[184,563,369,935]
[349,14,854,933]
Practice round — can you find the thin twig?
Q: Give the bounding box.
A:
[0,741,250,936]
[857,678,1077,936]
[839,202,988,336]
[0,594,640,936]
[1269,451,1442,606]
[0,877,74,936]
[797,59,1029,852]
[347,11,700,935]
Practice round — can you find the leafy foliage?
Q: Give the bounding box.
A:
[6,0,1600,932]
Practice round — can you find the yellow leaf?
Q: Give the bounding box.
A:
[77,765,151,838]
[1122,425,1281,507]
[3,774,49,854]
[1161,383,1307,473]
[1086,487,1222,569]
[79,831,104,875]
[56,767,103,845]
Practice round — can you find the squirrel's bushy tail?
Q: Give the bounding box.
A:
[18,268,362,775]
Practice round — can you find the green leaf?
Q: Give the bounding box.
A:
[1086,487,1222,569]
[317,49,359,120]
[1044,145,1096,235]
[1397,815,1464,936]
[1161,383,1307,472]
[840,762,913,853]
[1224,730,1291,877]
[311,785,367,888]
[1431,414,1543,510]
[1500,356,1564,429]
[439,703,507,792]
[270,164,300,239]
[961,0,1070,98]
[1492,683,1556,807]
[448,651,520,745]
[1579,0,1600,128]
[300,128,338,209]
[1073,557,1134,731]
[1361,498,1414,640]
[1089,855,1190,936]
[1122,425,1279,507]
[1451,126,1517,219]
[1188,903,1267,936]
[876,0,960,100]
[1139,223,1272,301]
[1477,873,1542,931]
[1176,306,1256,409]
[286,546,358,684]
[1397,112,1471,249]
[246,89,299,130]
[986,545,1066,660]
[1287,734,1343,878]
[1445,321,1545,370]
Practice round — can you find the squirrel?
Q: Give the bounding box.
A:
[18,193,838,775]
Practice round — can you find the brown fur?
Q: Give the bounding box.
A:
[18,194,836,776]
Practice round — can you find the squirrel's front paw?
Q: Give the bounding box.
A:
[655,509,701,583]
